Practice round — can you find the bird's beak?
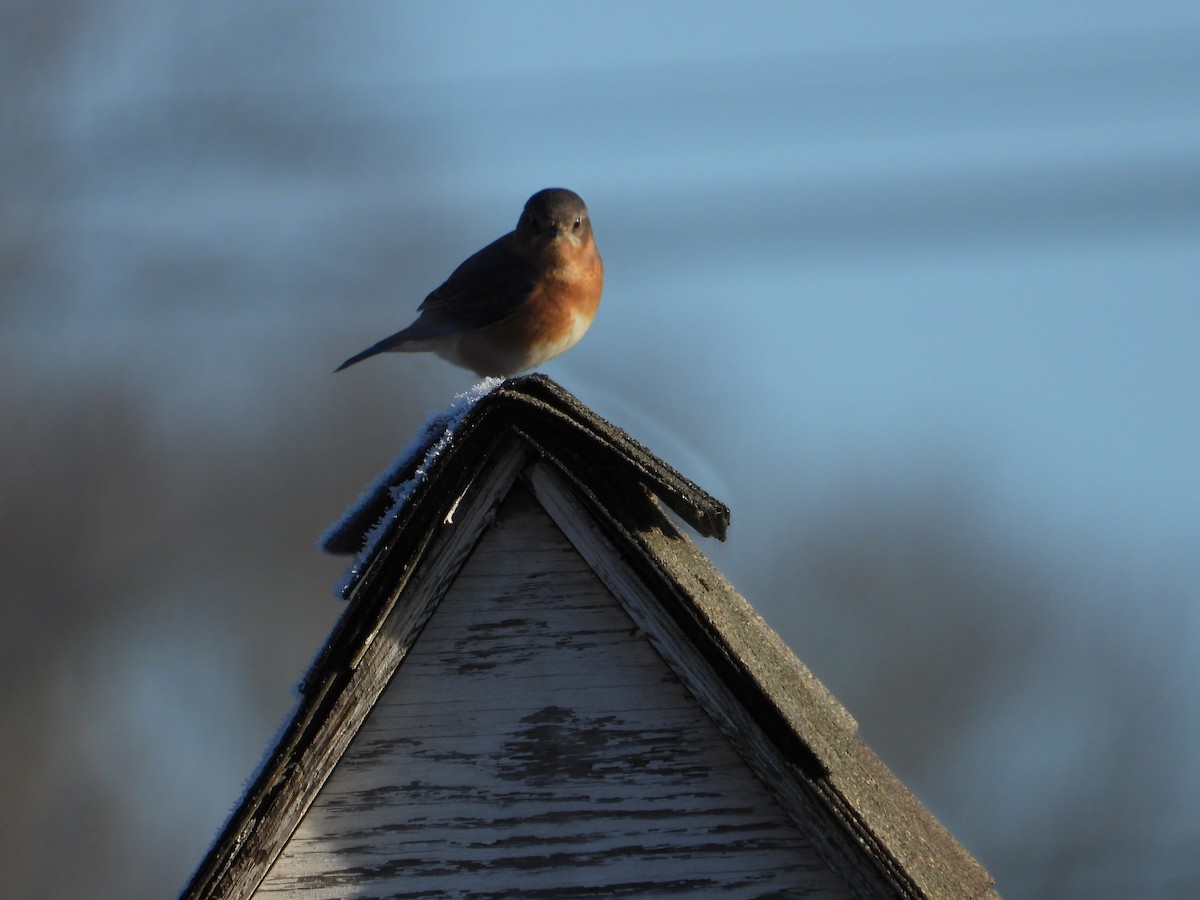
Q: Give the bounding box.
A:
[540,222,567,243]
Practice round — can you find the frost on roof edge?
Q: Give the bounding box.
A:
[318,377,503,597]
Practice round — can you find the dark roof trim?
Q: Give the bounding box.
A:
[322,374,729,559]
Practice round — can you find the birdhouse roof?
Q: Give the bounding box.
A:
[183,374,996,899]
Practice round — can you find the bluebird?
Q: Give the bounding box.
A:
[336,188,603,377]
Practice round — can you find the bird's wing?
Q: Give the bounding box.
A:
[403,232,536,339]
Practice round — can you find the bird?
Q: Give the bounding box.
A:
[336,188,603,377]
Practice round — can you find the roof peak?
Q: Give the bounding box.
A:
[321,375,730,590]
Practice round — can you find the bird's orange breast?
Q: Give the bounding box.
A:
[448,241,603,376]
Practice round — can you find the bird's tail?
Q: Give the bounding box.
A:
[334,330,421,372]
[334,344,383,372]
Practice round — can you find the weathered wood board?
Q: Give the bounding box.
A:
[258,486,853,898]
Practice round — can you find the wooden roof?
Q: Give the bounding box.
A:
[182,374,997,899]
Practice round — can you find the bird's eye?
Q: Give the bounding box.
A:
[572,216,583,230]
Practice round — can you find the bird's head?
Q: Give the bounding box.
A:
[515,188,595,255]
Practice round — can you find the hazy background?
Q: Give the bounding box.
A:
[3,2,1198,897]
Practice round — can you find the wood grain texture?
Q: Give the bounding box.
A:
[258,485,854,898]
[525,463,899,900]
